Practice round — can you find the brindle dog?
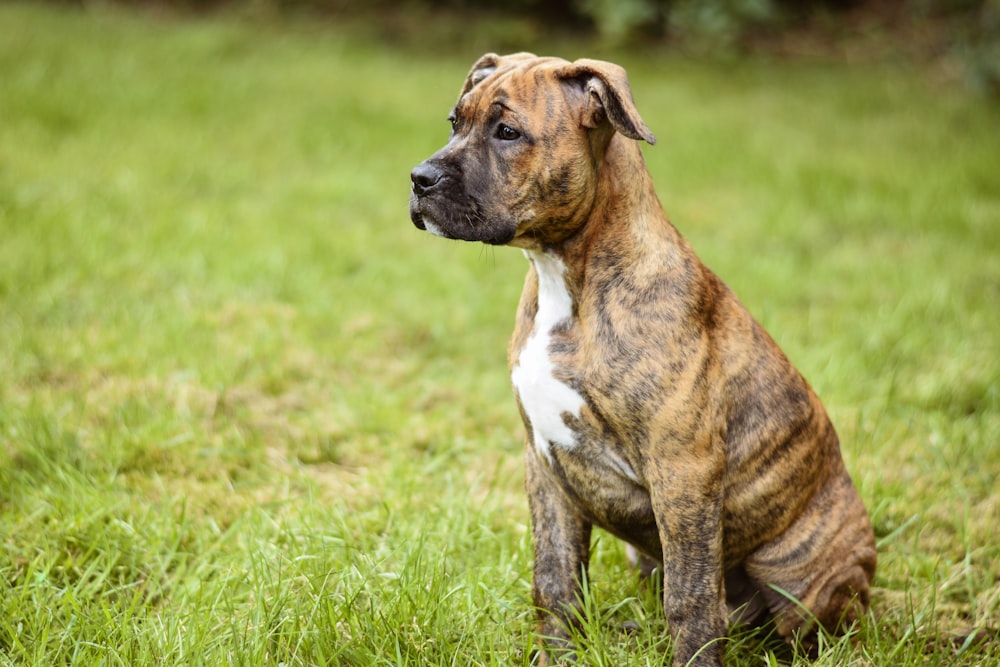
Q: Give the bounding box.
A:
[409,52,876,666]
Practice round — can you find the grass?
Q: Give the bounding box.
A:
[1,2,998,665]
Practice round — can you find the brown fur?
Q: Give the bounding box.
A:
[409,53,876,666]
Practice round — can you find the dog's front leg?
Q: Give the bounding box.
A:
[525,447,593,664]
[649,444,727,667]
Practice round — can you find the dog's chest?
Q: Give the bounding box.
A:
[510,251,586,462]
[510,251,641,488]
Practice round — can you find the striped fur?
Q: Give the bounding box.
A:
[409,53,876,667]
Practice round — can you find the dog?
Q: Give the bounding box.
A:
[408,52,877,666]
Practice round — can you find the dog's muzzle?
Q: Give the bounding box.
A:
[408,158,516,245]
[409,160,446,233]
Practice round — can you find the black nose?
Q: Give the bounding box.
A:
[410,161,443,196]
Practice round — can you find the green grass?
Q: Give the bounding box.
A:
[1,3,998,665]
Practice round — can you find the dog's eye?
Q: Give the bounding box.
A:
[447,115,457,130]
[496,124,521,141]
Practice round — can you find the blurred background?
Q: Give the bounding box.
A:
[51,0,1000,95]
[2,0,998,664]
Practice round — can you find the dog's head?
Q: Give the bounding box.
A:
[408,52,655,247]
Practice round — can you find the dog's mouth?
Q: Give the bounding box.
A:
[408,193,451,239]
[410,208,450,240]
[409,192,515,245]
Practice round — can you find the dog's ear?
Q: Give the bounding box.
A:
[556,59,656,145]
[459,52,538,97]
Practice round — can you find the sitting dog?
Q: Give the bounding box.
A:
[408,52,877,666]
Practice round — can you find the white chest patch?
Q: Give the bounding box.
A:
[510,250,586,462]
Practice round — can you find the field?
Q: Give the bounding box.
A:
[1,2,998,664]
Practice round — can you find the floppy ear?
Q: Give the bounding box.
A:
[555,58,656,145]
[459,52,538,97]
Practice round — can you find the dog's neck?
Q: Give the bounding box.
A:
[546,134,686,297]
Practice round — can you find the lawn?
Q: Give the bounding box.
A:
[1,2,998,665]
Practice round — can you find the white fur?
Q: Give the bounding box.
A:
[420,215,447,239]
[511,250,586,461]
